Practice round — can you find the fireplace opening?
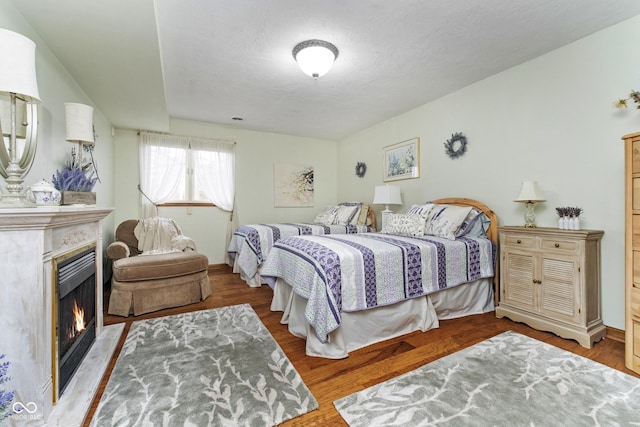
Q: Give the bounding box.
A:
[55,245,97,399]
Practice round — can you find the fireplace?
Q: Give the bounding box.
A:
[54,245,97,400]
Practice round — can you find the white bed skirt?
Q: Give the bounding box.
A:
[232,255,263,287]
[271,278,495,359]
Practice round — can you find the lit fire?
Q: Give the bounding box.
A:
[70,300,86,338]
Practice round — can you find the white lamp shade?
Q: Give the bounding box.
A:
[65,102,95,143]
[514,181,546,202]
[0,98,27,138]
[0,29,40,102]
[373,184,402,205]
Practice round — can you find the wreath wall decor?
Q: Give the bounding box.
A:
[355,161,367,178]
[444,132,468,159]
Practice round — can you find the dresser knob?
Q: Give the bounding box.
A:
[555,243,560,248]
[517,240,521,244]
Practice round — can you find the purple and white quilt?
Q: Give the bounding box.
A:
[260,233,496,343]
[227,223,371,283]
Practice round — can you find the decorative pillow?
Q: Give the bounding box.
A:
[382,212,429,236]
[406,203,435,217]
[424,204,473,240]
[355,204,371,226]
[461,212,491,237]
[314,206,338,225]
[455,208,483,237]
[334,204,360,225]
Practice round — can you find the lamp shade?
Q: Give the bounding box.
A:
[0,29,40,102]
[514,181,546,203]
[292,39,339,79]
[65,102,94,144]
[373,184,402,205]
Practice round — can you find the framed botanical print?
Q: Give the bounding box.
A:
[383,137,420,182]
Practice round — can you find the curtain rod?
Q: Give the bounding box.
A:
[138,130,236,144]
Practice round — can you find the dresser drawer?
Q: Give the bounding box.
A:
[632,286,640,320]
[635,321,640,358]
[540,238,577,253]
[503,235,535,249]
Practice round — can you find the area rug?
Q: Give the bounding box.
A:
[334,331,640,426]
[90,304,317,426]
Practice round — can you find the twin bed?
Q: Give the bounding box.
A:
[229,198,498,359]
[227,203,375,287]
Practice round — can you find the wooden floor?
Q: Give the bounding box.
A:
[85,266,639,426]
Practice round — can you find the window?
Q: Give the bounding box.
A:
[139,132,235,217]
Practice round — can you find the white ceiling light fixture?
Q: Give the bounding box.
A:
[292,39,339,79]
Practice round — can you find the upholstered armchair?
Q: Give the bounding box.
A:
[106,219,212,317]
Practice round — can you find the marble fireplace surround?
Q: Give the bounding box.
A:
[0,207,122,427]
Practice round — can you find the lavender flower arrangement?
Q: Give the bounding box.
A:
[0,354,15,421]
[556,206,583,230]
[52,152,98,192]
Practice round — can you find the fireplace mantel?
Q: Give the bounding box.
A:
[0,206,116,426]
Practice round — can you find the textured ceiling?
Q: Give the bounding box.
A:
[11,0,640,140]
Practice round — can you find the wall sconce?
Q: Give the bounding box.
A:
[292,39,339,79]
[514,181,546,228]
[0,29,41,207]
[65,102,95,165]
[373,184,402,230]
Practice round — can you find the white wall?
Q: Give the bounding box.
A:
[0,4,116,269]
[337,15,640,330]
[113,119,337,264]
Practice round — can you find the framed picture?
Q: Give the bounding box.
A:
[273,163,314,207]
[383,137,420,182]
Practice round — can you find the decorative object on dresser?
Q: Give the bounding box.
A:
[556,206,583,230]
[623,131,640,375]
[383,137,419,182]
[496,226,605,348]
[372,183,402,231]
[514,180,546,228]
[443,132,468,159]
[0,29,41,208]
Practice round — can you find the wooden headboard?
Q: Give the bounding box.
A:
[432,197,499,303]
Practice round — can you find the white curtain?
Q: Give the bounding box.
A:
[139,132,186,218]
[190,137,235,211]
[190,137,237,265]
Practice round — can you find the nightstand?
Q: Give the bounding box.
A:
[495,226,605,348]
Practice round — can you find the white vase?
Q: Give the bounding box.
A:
[559,216,568,230]
[572,216,580,230]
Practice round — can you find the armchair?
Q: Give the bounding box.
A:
[106,219,212,317]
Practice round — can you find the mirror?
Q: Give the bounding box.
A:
[0,96,38,180]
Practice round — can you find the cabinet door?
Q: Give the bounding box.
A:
[501,250,536,310]
[539,254,580,324]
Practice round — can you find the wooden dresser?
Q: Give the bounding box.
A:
[623,131,640,374]
[496,226,605,348]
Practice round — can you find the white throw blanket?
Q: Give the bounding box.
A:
[134,217,197,255]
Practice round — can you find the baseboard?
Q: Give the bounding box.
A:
[605,326,625,344]
[208,263,232,274]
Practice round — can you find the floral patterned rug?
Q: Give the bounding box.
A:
[90,304,317,426]
[335,331,640,426]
